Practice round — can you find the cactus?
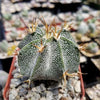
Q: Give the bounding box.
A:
[85,42,99,53]
[88,23,96,33]
[21,10,28,17]
[10,31,18,40]
[18,19,80,83]
[0,40,8,52]
[0,40,17,56]
[88,23,96,38]
[3,13,12,21]
[78,21,89,35]
[76,13,84,21]
[18,27,44,49]
[12,20,21,28]
[88,18,96,23]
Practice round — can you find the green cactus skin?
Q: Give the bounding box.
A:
[12,20,21,28]
[88,23,96,33]
[21,10,28,17]
[78,22,89,34]
[76,14,84,21]
[3,13,12,21]
[18,26,80,82]
[0,40,8,52]
[18,27,44,49]
[10,31,18,40]
[85,42,99,53]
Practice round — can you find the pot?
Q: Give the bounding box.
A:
[3,55,85,100]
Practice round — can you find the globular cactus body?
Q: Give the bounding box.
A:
[0,40,8,52]
[21,10,28,17]
[76,13,84,21]
[18,20,80,82]
[85,42,99,53]
[3,13,12,21]
[12,20,21,28]
[88,23,96,33]
[10,31,18,40]
[78,21,89,34]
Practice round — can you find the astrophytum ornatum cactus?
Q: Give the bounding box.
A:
[78,21,89,34]
[18,19,80,82]
[0,40,8,52]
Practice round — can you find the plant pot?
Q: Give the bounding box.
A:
[3,56,85,100]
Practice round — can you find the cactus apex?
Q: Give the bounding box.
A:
[32,40,46,53]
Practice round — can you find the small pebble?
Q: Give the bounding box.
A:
[86,88,95,99]
[68,91,75,98]
[32,87,37,92]
[9,94,16,100]
[13,73,22,79]
[20,97,24,100]
[15,95,20,100]
[26,91,32,98]
[58,94,63,99]
[11,79,21,86]
[10,89,18,97]
[60,96,67,100]
[46,91,53,99]
[66,96,72,100]
[10,84,16,88]
[22,83,29,89]
[18,88,28,97]
[40,97,46,100]
[40,83,46,91]
[52,89,59,96]
[63,93,67,97]
[14,62,19,68]
[31,92,40,100]
[36,86,42,93]
[59,89,65,94]
[12,69,20,75]
[74,81,81,93]
[93,97,100,100]
[41,91,46,97]
[96,84,100,90]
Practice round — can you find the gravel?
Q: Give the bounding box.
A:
[8,57,82,100]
